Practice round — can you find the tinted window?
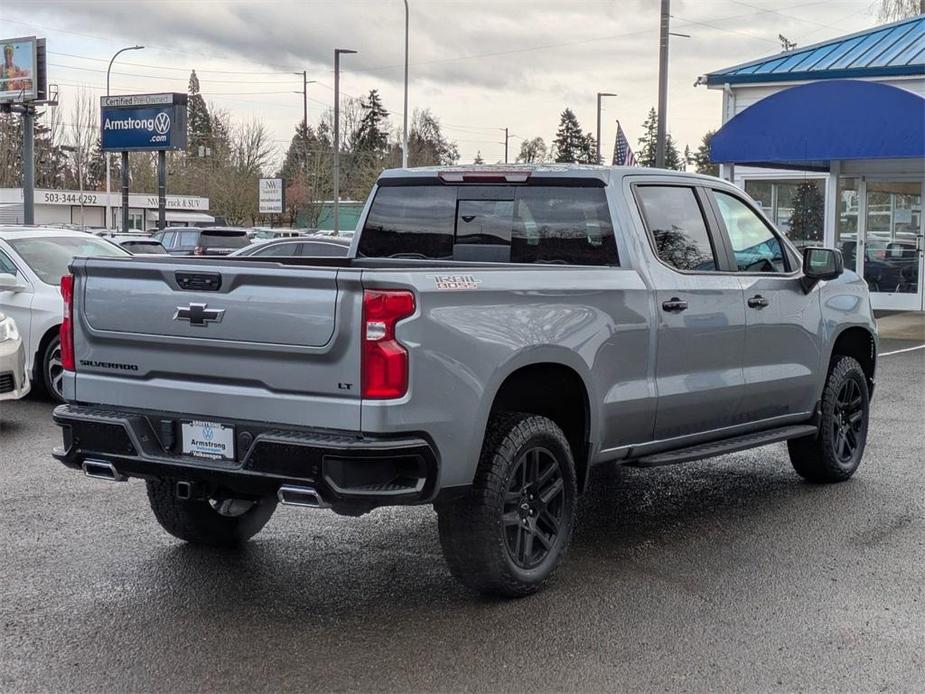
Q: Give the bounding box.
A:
[0,249,18,275]
[714,191,787,273]
[359,183,617,265]
[254,242,300,256]
[359,186,457,259]
[177,231,199,250]
[9,237,129,285]
[636,186,717,272]
[513,187,616,265]
[298,242,350,257]
[200,232,250,250]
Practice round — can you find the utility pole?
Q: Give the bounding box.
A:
[504,128,509,164]
[402,0,410,168]
[656,0,670,169]
[22,107,34,224]
[333,48,357,236]
[596,92,616,165]
[105,45,144,229]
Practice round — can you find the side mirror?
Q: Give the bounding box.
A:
[801,247,844,292]
[0,273,27,293]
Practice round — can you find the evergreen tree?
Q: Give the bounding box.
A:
[637,107,683,170]
[279,122,319,182]
[553,108,585,163]
[580,131,597,165]
[690,130,718,176]
[187,70,212,157]
[473,150,485,164]
[353,89,390,155]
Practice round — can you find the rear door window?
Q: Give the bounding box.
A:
[254,242,300,256]
[635,185,718,272]
[358,182,617,265]
[177,231,198,251]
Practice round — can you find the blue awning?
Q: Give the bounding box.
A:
[711,79,925,166]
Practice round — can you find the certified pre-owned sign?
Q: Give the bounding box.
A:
[100,92,187,152]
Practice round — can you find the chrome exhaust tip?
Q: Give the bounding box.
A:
[277,484,329,509]
[82,460,127,482]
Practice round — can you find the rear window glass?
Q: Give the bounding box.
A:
[358,183,617,266]
[123,241,166,254]
[201,231,250,249]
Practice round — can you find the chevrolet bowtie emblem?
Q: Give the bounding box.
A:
[173,302,225,326]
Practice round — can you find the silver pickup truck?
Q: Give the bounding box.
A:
[53,166,877,597]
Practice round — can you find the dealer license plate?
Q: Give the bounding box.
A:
[181,420,235,461]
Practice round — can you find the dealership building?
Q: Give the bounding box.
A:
[0,188,212,229]
[703,14,924,311]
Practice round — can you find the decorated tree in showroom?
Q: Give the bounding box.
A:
[788,181,825,248]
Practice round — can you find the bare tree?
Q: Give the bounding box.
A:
[876,0,923,22]
[65,89,98,191]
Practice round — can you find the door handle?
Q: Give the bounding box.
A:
[661,297,688,313]
[747,294,770,309]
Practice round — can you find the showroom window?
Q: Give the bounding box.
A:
[744,179,826,250]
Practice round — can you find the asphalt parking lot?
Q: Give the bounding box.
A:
[1,340,922,693]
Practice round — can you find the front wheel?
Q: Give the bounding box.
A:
[41,335,65,403]
[146,479,277,547]
[788,356,870,483]
[436,413,577,597]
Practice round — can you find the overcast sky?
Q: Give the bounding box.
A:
[5,0,883,168]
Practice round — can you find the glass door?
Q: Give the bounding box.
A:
[860,179,923,312]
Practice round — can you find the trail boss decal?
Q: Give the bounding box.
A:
[433,274,482,290]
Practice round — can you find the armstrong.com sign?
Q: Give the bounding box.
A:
[100,93,188,152]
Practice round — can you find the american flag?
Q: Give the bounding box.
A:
[612,121,638,167]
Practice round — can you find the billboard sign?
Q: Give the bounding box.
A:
[1,36,45,103]
[100,93,188,152]
[259,178,285,214]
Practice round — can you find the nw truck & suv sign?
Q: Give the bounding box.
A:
[100,93,187,152]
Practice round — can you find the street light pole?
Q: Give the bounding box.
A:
[333,48,357,237]
[596,92,616,165]
[656,0,670,169]
[402,0,410,168]
[105,45,143,230]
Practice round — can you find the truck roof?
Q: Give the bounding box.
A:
[377,164,726,186]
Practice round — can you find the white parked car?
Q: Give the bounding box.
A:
[0,312,30,401]
[0,227,129,401]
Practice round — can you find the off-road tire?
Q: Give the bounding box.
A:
[146,480,277,547]
[788,356,870,483]
[436,412,577,598]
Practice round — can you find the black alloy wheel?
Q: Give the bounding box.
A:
[503,446,566,570]
[831,377,865,464]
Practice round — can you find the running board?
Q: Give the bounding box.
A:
[630,425,819,468]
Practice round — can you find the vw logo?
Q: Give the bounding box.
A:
[154,112,171,135]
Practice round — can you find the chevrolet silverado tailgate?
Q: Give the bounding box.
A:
[68,257,362,430]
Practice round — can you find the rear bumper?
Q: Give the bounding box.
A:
[53,404,440,509]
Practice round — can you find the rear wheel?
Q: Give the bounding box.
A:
[788,356,870,483]
[436,413,577,597]
[146,479,277,547]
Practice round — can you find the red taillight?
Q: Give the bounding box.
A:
[60,274,75,372]
[362,289,415,399]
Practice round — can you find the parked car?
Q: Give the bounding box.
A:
[0,227,130,402]
[154,227,251,256]
[52,166,877,597]
[230,235,351,258]
[0,312,30,401]
[110,236,169,255]
[249,227,305,241]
